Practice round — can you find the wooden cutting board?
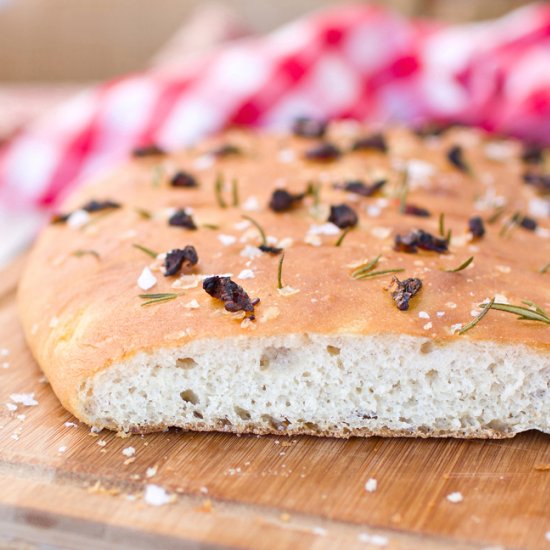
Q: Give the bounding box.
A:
[1,255,549,550]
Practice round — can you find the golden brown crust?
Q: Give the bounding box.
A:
[17,123,550,426]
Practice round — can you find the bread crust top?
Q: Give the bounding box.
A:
[18,124,550,412]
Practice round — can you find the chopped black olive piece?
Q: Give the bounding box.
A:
[203,276,258,318]
[447,145,469,172]
[519,215,537,231]
[292,117,327,138]
[413,122,459,138]
[468,216,485,238]
[305,142,341,162]
[334,179,386,197]
[163,246,198,276]
[390,276,423,311]
[521,144,544,165]
[350,133,387,153]
[328,204,358,229]
[170,171,198,188]
[403,204,430,217]
[394,229,448,254]
[269,189,305,212]
[258,244,283,255]
[52,200,121,224]
[168,209,197,230]
[209,144,241,157]
[132,145,165,158]
[522,171,550,194]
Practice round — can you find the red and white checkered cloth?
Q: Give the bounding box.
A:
[1,3,550,212]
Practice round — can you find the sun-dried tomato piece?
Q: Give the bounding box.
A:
[394,229,448,253]
[168,209,197,230]
[203,276,258,318]
[334,179,386,197]
[305,142,341,162]
[292,117,327,138]
[170,171,198,188]
[163,246,198,276]
[468,216,485,239]
[403,204,431,217]
[350,133,387,153]
[390,277,423,311]
[328,204,358,229]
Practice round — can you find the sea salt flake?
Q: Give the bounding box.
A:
[49,317,59,328]
[218,234,236,246]
[6,403,17,411]
[144,484,174,506]
[10,393,38,406]
[137,267,157,290]
[436,311,445,317]
[237,269,255,280]
[370,226,392,239]
[234,220,251,231]
[242,196,260,212]
[16,414,26,421]
[304,234,322,247]
[277,149,295,163]
[278,286,300,297]
[97,440,107,447]
[240,245,263,259]
[423,322,433,330]
[64,422,77,428]
[67,209,90,228]
[418,311,430,319]
[58,445,68,453]
[357,533,388,546]
[450,323,463,335]
[308,222,340,236]
[0,348,9,357]
[184,299,200,309]
[193,154,214,170]
[366,205,381,217]
[446,491,463,503]
[122,446,136,457]
[365,478,378,492]
[312,527,327,536]
[146,466,158,478]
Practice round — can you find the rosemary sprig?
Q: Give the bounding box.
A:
[277,252,285,289]
[499,211,520,237]
[306,181,321,209]
[399,168,409,214]
[486,206,505,225]
[215,173,227,209]
[355,268,405,280]
[485,301,550,324]
[135,207,152,219]
[444,256,474,273]
[438,213,451,243]
[152,165,165,188]
[242,215,267,246]
[231,178,239,207]
[335,227,352,247]
[458,297,495,335]
[351,255,381,279]
[139,293,179,307]
[201,223,220,230]
[540,262,550,274]
[132,243,159,259]
[71,249,100,259]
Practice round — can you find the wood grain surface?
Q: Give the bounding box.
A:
[1,257,549,550]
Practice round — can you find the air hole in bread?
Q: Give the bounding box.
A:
[177,357,198,370]
[193,411,203,419]
[420,341,434,354]
[259,346,292,371]
[426,369,438,381]
[234,406,251,420]
[326,345,341,356]
[304,422,319,431]
[180,389,199,405]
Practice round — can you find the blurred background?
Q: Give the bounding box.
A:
[0,0,548,265]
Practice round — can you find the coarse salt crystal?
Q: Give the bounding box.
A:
[218,234,236,246]
[237,269,255,280]
[97,440,107,447]
[146,466,158,478]
[144,484,173,506]
[545,531,550,542]
[304,234,322,247]
[240,245,263,259]
[184,299,200,309]
[16,414,25,421]
[11,433,19,441]
[277,149,295,163]
[278,286,300,297]
[418,311,430,319]
[450,323,463,335]
[312,527,327,536]
[357,533,388,546]
[0,348,9,357]
[122,446,135,457]
[6,403,17,411]
[49,317,59,328]
[446,491,463,503]
[67,209,90,228]
[365,478,378,492]
[494,293,509,304]
[10,393,38,406]
[193,154,214,170]
[242,196,260,212]
[137,267,157,290]
[371,226,392,239]
[64,421,77,428]
[436,311,445,317]
[2,362,9,369]
[308,223,340,236]
[234,220,251,231]
[366,205,381,217]
[423,322,433,330]
[58,445,68,453]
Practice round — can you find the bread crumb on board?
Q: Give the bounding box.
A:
[357,533,389,546]
[446,491,464,503]
[365,478,378,493]
[143,484,175,506]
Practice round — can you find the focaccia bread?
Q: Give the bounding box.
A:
[18,121,550,437]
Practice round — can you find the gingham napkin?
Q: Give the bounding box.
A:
[0,3,549,214]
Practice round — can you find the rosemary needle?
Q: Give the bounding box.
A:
[444,256,474,273]
[214,173,227,209]
[458,297,495,335]
[139,293,179,307]
[540,262,550,274]
[351,255,381,279]
[277,252,285,289]
[242,215,267,246]
[132,243,159,259]
[335,227,352,247]
[354,268,404,280]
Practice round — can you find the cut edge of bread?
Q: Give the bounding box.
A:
[76,333,550,438]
